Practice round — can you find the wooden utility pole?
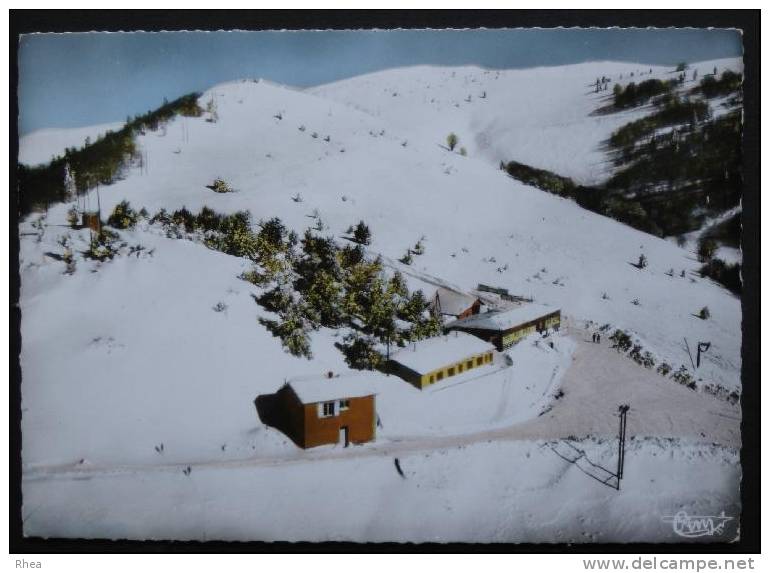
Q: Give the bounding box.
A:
[96,183,102,234]
[616,404,630,489]
[683,337,696,369]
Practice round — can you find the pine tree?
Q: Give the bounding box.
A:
[408,312,442,341]
[399,290,427,323]
[210,178,232,193]
[304,269,344,328]
[66,207,79,228]
[387,271,408,300]
[352,220,371,245]
[342,256,383,320]
[697,238,717,262]
[361,276,396,342]
[63,162,77,201]
[339,332,382,370]
[446,133,459,151]
[296,230,340,290]
[277,303,314,358]
[338,243,365,269]
[107,200,138,229]
[258,217,287,250]
[257,284,294,314]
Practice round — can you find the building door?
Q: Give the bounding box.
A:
[339,426,349,447]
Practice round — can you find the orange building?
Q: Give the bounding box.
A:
[267,374,378,449]
[81,212,101,232]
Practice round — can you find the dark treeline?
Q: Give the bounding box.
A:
[608,98,710,150]
[612,78,677,109]
[605,105,742,238]
[691,70,743,100]
[504,72,743,294]
[18,93,203,216]
[505,111,741,232]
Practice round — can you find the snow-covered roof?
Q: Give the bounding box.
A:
[448,303,560,332]
[432,286,479,316]
[388,332,495,374]
[286,373,378,405]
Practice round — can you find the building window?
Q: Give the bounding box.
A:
[339,399,350,411]
[429,375,435,384]
[467,360,473,369]
[437,371,444,381]
[448,367,455,377]
[476,357,483,366]
[320,401,335,418]
[458,364,464,373]
[486,353,492,363]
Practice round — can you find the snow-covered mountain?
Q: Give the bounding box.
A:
[311,57,742,185]
[19,59,743,542]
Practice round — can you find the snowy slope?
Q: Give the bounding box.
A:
[20,217,575,468]
[310,58,743,185]
[44,76,738,391]
[19,122,125,166]
[19,63,743,541]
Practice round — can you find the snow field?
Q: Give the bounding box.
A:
[23,437,740,543]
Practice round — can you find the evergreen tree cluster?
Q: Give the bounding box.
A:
[608,97,710,150]
[504,160,579,198]
[692,70,742,99]
[699,258,742,294]
[346,220,371,245]
[612,79,677,109]
[610,329,697,391]
[145,208,442,363]
[84,228,120,261]
[149,205,290,263]
[697,237,718,262]
[106,200,140,229]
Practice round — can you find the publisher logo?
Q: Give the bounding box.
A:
[662,510,734,538]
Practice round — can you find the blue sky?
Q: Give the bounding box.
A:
[18,28,742,134]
